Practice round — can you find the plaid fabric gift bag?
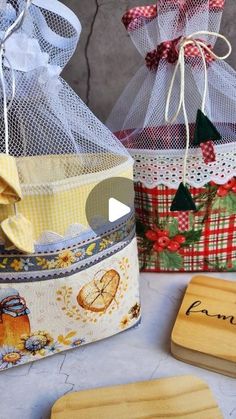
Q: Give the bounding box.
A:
[0,0,140,371]
[107,0,236,273]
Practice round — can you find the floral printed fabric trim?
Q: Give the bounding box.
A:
[0,217,135,278]
[0,331,86,370]
[0,304,141,371]
[136,177,236,272]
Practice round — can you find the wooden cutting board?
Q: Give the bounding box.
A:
[51,375,222,419]
[172,275,236,377]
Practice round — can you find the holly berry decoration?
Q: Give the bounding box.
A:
[194,109,221,164]
[145,228,186,253]
[145,230,159,242]
[211,178,236,197]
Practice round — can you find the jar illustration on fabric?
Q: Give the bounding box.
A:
[0,288,30,347]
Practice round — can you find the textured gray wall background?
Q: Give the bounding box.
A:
[61,0,236,122]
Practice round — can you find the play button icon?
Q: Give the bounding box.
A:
[108,198,131,222]
[85,177,135,236]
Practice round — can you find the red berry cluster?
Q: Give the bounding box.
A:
[145,229,186,253]
[211,178,236,198]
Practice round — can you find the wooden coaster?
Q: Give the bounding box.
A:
[171,275,236,377]
[51,375,222,419]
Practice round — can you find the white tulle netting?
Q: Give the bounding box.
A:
[0,0,133,247]
[0,0,131,187]
[107,0,236,187]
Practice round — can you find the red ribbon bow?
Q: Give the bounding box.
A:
[145,36,214,71]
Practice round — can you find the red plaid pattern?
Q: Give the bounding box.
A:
[200,140,216,164]
[134,182,236,272]
[177,212,190,231]
[145,37,214,71]
[122,1,225,32]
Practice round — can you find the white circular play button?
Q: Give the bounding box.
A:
[108,198,131,222]
[85,177,135,235]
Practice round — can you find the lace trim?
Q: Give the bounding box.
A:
[131,147,236,188]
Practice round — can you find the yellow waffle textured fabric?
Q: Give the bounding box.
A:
[0,154,22,205]
[0,157,132,240]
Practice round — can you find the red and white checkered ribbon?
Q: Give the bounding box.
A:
[177,212,190,232]
[209,0,225,8]
[200,140,216,164]
[122,5,157,31]
[122,1,225,32]
[145,36,214,71]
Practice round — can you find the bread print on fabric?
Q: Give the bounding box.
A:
[77,270,120,312]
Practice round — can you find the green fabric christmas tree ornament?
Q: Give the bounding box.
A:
[193,109,221,145]
[170,182,197,212]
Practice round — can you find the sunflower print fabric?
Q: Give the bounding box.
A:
[0,237,140,370]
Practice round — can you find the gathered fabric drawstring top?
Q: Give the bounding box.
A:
[164,30,232,185]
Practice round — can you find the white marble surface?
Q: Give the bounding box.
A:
[0,272,236,419]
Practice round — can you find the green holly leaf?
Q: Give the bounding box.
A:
[212,198,222,212]
[181,230,202,247]
[212,192,236,215]
[157,219,166,230]
[167,219,179,238]
[195,203,205,212]
[224,193,236,214]
[228,261,236,272]
[160,250,183,270]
